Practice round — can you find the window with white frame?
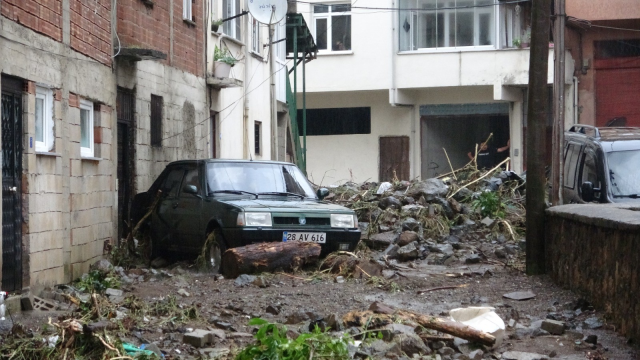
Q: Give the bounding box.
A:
[80,99,94,157]
[399,0,495,51]
[222,0,241,40]
[313,4,351,52]
[251,15,261,54]
[183,0,193,21]
[35,86,54,152]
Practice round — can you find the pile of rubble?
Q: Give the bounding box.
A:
[323,168,526,269]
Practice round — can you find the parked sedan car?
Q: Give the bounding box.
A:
[130,159,360,272]
[563,125,640,203]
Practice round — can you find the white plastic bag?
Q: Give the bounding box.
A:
[449,307,505,347]
[376,182,392,195]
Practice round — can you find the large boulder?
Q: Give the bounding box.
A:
[397,231,419,246]
[397,242,420,261]
[366,231,398,249]
[407,178,449,201]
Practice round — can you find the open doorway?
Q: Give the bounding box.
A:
[421,114,510,178]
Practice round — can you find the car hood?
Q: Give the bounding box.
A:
[216,198,353,213]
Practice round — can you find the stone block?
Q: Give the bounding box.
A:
[183,329,215,348]
[5,295,22,315]
[540,319,565,335]
[20,295,34,311]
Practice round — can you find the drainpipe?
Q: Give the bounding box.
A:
[242,23,250,159]
[573,76,578,124]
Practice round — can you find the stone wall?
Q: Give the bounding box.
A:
[1,14,116,289]
[545,204,640,342]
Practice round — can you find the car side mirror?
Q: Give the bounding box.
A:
[317,188,330,200]
[184,184,199,195]
[581,181,598,202]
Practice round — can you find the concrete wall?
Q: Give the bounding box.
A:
[0,15,116,288]
[546,204,640,343]
[117,61,208,193]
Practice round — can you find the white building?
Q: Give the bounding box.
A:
[293,0,575,185]
[206,0,293,161]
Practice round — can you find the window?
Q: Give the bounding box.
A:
[183,0,193,21]
[580,151,600,200]
[399,0,495,51]
[297,107,370,136]
[251,16,261,54]
[254,121,262,155]
[222,0,241,40]
[563,142,581,188]
[151,94,163,147]
[313,4,351,51]
[80,99,94,157]
[35,86,54,152]
[161,167,186,198]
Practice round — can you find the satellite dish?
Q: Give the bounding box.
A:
[248,0,287,25]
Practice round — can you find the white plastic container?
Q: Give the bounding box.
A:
[449,306,505,347]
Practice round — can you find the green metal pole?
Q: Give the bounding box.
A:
[302,55,307,172]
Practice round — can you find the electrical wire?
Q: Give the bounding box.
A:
[590,24,640,33]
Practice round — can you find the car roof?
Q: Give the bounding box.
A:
[566,126,640,152]
[166,159,297,167]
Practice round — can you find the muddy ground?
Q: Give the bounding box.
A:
[9,253,639,360]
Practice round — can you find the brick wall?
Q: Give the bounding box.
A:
[1,0,63,41]
[70,0,112,66]
[117,0,203,76]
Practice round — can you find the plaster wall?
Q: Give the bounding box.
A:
[566,0,640,21]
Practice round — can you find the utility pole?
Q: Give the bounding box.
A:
[526,0,552,275]
[269,7,278,161]
[551,0,566,206]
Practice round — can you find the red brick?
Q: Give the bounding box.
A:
[25,81,35,94]
[94,127,103,144]
[68,93,79,108]
[54,89,62,101]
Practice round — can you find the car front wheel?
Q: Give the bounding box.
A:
[207,228,227,274]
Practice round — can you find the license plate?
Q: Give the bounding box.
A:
[282,232,326,243]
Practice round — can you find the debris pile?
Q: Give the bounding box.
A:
[324,167,526,270]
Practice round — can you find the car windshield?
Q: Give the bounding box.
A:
[206,162,316,198]
[607,150,640,197]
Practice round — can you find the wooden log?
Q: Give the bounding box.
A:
[342,309,496,347]
[222,242,321,278]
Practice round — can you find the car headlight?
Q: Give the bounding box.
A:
[238,212,272,227]
[331,213,356,228]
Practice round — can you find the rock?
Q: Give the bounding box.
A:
[407,178,449,201]
[503,291,536,301]
[494,247,507,259]
[335,276,345,283]
[541,319,565,335]
[468,350,483,360]
[265,305,280,315]
[453,187,473,201]
[501,351,549,360]
[252,276,268,288]
[584,334,597,344]
[397,242,420,261]
[234,274,257,287]
[183,329,215,348]
[150,257,169,268]
[508,319,516,327]
[483,177,502,191]
[428,243,454,257]
[212,320,232,330]
[384,323,431,356]
[430,341,445,350]
[285,311,309,324]
[480,217,495,227]
[402,196,415,205]
[431,197,454,219]
[583,317,603,329]
[398,231,420,246]
[367,231,398,249]
[177,289,190,297]
[369,301,395,315]
[532,328,550,337]
[402,218,421,232]
[361,339,402,358]
[438,347,456,356]
[90,259,113,275]
[445,235,460,245]
[379,196,402,210]
[142,343,162,358]
[326,313,344,331]
[448,197,462,214]
[465,254,482,264]
[513,326,533,340]
[381,244,400,259]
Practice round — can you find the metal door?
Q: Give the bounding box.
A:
[1,75,23,292]
[379,136,410,182]
[117,88,134,240]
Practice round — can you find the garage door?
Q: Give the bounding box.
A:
[595,57,640,127]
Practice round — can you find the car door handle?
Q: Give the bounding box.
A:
[172,202,179,209]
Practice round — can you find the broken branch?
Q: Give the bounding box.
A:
[447,157,511,200]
